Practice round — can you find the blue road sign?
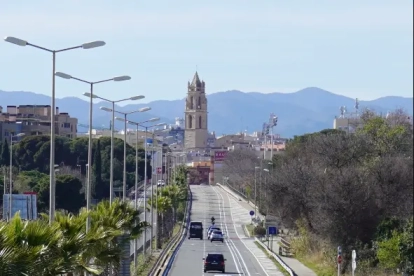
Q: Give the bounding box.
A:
[249,210,255,216]
[268,226,277,235]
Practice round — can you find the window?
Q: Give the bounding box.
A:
[206,254,224,262]
[199,116,202,129]
[4,131,9,137]
[190,96,194,109]
[189,115,193,128]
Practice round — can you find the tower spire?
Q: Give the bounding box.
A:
[191,71,201,87]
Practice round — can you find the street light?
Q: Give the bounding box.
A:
[112,107,151,201]
[254,166,260,219]
[4,36,105,225]
[123,117,159,266]
[139,123,166,252]
[94,95,145,205]
[55,72,130,231]
[8,133,25,220]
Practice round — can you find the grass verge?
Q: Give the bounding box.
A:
[254,241,290,276]
[245,224,254,237]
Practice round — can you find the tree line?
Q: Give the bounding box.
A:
[223,109,413,275]
[0,162,190,276]
[0,135,153,214]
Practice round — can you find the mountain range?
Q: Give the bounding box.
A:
[0,87,412,137]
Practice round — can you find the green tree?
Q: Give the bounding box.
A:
[399,218,414,274]
[32,174,84,213]
[55,175,85,213]
[0,138,10,167]
[377,230,402,271]
[92,139,105,200]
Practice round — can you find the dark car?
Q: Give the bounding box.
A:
[203,253,226,273]
[188,221,203,239]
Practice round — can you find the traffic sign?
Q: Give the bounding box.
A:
[249,210,255,216]
[337,255,342,264]
[156,167,162,174]
[268,226,277,235]
[337,246,342,255]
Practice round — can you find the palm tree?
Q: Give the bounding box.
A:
[0,200,148,276]
[88,199,148,272]
[148,194,172,249]
[0,212,71,276]
[163,184,187,223]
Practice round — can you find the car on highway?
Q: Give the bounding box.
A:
[188,221,203,239]
[207,227,221,239]
[203,253,226,273]
[210,230,224,243]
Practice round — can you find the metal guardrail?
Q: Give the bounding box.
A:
[147,187,192,276]
[255,238,297,276]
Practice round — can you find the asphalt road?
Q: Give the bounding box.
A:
[168,184,267,276]
[129,184,158,256]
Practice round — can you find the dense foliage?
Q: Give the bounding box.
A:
[148,165,189,249]
[223,109,413,275]
[0,135,152,213]
[0,199,148,276]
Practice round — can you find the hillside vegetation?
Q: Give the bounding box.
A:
[223,109,413,275]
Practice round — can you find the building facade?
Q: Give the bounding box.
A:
[0,105,78,142]
[184,72,208,150]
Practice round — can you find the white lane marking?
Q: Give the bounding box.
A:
[215,187,271,276]
[217,192,243,275]
[214,187,250,276]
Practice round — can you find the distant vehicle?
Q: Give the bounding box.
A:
[207,227,221,240]
[203,253,226,273]
[157,180,165,186]
[210,230,224,243]
[188,221,203,240]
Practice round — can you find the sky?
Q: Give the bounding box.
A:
[0,1,412,105]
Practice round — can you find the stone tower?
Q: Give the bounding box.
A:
[184,72,208,150]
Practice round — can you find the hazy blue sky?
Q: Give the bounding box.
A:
[1,1,412,105]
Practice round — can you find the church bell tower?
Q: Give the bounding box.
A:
[184,72,208,150]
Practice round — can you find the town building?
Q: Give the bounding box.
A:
[0,105,78,142]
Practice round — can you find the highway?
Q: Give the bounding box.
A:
[168,184,268,275]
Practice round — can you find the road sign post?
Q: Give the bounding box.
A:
[337,246,342,276]
[268,226,277,251]
[352,250,357,276]
[249,210,254,225]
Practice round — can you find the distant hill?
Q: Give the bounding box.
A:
[0,88,412,137]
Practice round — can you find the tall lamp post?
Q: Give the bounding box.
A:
[4,36,105,225]
[109,107,151,201]
[140,124,167,252]
[8,133,25,220]
[254,166,260,220]
[118,117,160,264]
[96,95,145,204]
[55,72,131,230]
